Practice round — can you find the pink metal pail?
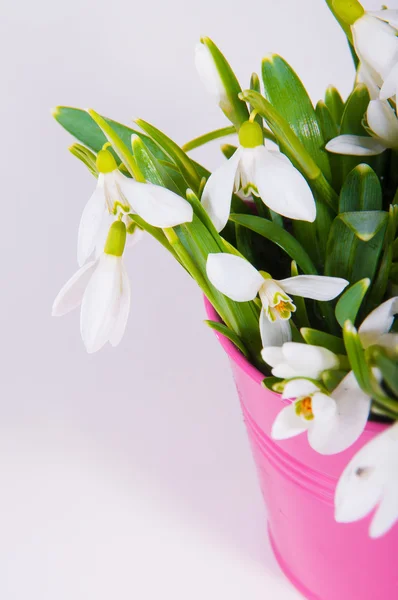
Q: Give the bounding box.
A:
[204,298,398,600]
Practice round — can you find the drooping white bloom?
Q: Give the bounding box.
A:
[206,252,348,347]
[201,121,316,232]
[53,221,131,353]
[271,373,371,455]
[335,421,398,538]
[261,342,340,380]
[325,99,398,156]
[78,147,193,266]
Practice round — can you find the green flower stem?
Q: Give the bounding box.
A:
[182,126,237,152]
[163,227,216,302]
[87,109,146,182]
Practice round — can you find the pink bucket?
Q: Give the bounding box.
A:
[204,298,398,600]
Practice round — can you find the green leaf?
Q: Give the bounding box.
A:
[335,278,370,327]
[261,54,331,181]
[324,86,345,128]
[339,164,382,212]
[53,106,168,161]
[262,376,284,392]
[240,89,338,212]
[182,126,236,152]
[322,369,347,392]
[135,118,201,191]
[370,347,398,397]
[340,85,371,178]
[290,261,310,328]
[68,143,98,177]
[205,320,249,357]
[229,213,317,274]
[131,135,182,194]
[339,211,388,241]
[300,327,345,355]
[200,37,249,129]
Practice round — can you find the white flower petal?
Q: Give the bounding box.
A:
[206,253,264,302]
[309,372,370,455]
[353,15,398,81]
[369,10,398,29]
[370,482,398,538]
[121,180,193,228]
[311,392,337,422]
[80,254,123,353]
[325,134,387,156]
[278,275,348,301]
[282,378,320,400]
[357,62,380,100]
[359,297,398,348]
[282,342,339,379]
[367,99,398,149]
[77,178,107,266]
[253,146,316,222]
[195,42,226,105]
[380,61,398,100]
[271,402,309,440]
[201,150,241,232]
[52,260,97,317]
[259,309,291,349]
[260,346,284,368]
[109,263,131,347]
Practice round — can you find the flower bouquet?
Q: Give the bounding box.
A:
[52,1,398,597]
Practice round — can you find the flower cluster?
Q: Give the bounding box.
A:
[52,0,398,538]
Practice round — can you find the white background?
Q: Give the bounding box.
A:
[0,0,391,598]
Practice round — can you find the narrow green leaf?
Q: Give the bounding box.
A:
[261,54,331,181]
[135,118,201,190]
[229,213,317,274]
[335,278,370,327]
[131,135,182,193]
[301,327,346,355]
[182,126,236,152]
[324,86,345,128]
[205,320,249,357]
[200,37,249,129]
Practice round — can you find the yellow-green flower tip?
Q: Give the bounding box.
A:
[104,220,126,256]
[96,149,117,174]
[332,0,364,25]
[238,120,263,149]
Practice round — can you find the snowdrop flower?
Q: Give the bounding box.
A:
[326,99,398,156]
[53,221,131,353]
[78,146,193,266]
[206,253,348,347]
[335,421,398,538]
[334,1,398,95]
[201,121,316,232]
[271,373,371,454]
[261,342,341,380]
